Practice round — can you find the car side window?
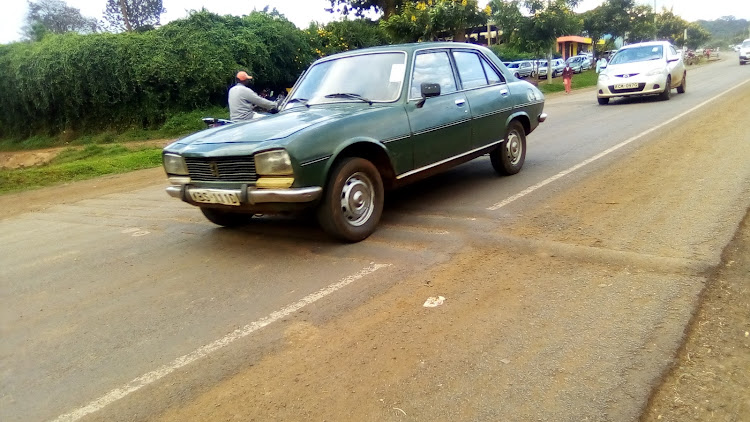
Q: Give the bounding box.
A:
[669,46,678,56]
[411,51,457,98]
[481,58,503,84]
[453,51,487,89]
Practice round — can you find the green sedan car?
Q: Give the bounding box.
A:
[163,42,547,242]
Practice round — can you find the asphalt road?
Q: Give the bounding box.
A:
[1,53,749,422]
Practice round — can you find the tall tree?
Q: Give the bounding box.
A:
[103,0,165,32]
[429,0,487,42]
[326,0,405,19]
[582,6,609,58]
[21,0,98,41]
[655,8,688,45]
[625,4,655,43]
[488,0,524,46]
[522,0,581,72]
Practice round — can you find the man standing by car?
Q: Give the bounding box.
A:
[562,63,573,94]
[228,71,278,121]
[596,56,608,73]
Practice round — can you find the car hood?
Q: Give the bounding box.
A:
[167,107,350,150]
[603,60,665,77]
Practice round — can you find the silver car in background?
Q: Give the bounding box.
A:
[596,41,686,105]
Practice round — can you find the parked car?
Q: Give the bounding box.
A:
[162,42,547,242]
[596,40,686,105]
[537,59,565,79]
[565,56,584,73]
[506,60,535,78]
[740,39,750,65]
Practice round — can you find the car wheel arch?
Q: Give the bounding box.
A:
[325,139,396,190]
[505,113,531,135]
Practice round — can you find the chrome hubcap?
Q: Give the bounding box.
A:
[340,172,374,226]
[506,132,522,165]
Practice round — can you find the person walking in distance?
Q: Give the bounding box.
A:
[228,71,278,121]
[562,62,573,94]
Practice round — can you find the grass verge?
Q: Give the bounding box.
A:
[538,69,599,94]
[0,144,163,194]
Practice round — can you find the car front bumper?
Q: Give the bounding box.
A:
[166,184,322,207]
[596,73,668,98]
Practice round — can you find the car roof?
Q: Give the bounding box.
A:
[320,41,489,61]
[620,41,672,50]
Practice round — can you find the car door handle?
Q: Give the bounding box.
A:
[500,88,509,96]
[455,99,466,106]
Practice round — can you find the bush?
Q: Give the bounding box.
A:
[0,10,315,142]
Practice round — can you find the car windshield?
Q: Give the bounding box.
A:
[507,63,520,68]
[744,40,750,48]
[287,52,406,105]
[610,45,664,65]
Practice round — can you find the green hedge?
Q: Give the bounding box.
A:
[0,10,318,139]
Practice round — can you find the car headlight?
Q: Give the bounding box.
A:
[163,153,188,175]
[598,73,609,82]
[646,67,664,76]
[255,149,293,176]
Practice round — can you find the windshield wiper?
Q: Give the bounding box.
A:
[286,98,309,107]
[324,93,373,105]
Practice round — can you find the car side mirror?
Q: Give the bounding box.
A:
[417,83,441,108]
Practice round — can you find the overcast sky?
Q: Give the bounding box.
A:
[2,0,749,44]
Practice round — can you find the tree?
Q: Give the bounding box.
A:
[582,6,609,58]
[103,0,166,32]
[379,1,431,42]
[655,8,688,45]
[21,0,98,41]
[488,0,524,46]
[521,0,581,75]
[684,23,710,50]
[326,0,405,19]
[624,4,655,43]
[429,0,487,42]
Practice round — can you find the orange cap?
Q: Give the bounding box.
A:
[236,71,252,81]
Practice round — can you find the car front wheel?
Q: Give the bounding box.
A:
[598,97,610,105]
[676,72,686,94]
[659,76,671,101]
[317,157,384,242]
[491,121,526,176]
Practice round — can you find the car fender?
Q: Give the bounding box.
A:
[505,111,532,135]
[321,136,395,184]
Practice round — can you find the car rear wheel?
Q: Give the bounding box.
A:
[677,72,686,94]
[491,121,526,176]
[317,157,384,242]
[201,208,251,227]
[598,97,609,105]
[659,76,671,101]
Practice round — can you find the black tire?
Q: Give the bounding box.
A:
[598,97,610,105]
[317,157,384,242]
[514,72,520,78]
[200,207,251,227]
[490,121,526,176]
[676,72,686,94]
[659,76,671,101]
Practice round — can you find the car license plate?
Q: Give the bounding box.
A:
[614,82,639,89]
[189,189,240,206]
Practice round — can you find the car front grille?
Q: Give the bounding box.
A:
[185,157,257,182]
[610,83,647,93]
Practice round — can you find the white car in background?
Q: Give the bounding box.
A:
[596,41,686,105]
[740,39,750,65]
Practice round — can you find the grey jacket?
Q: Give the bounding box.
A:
[228,84,277,121]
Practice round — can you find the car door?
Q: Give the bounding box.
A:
[452,50,513,150]
[667,44,684,87]
[405,49,472,169]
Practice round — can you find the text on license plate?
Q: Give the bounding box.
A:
[614,82,639,89]
[189,189,241,206]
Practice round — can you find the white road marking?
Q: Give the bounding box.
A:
[51,262,390,422]
[488,79,750,211]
